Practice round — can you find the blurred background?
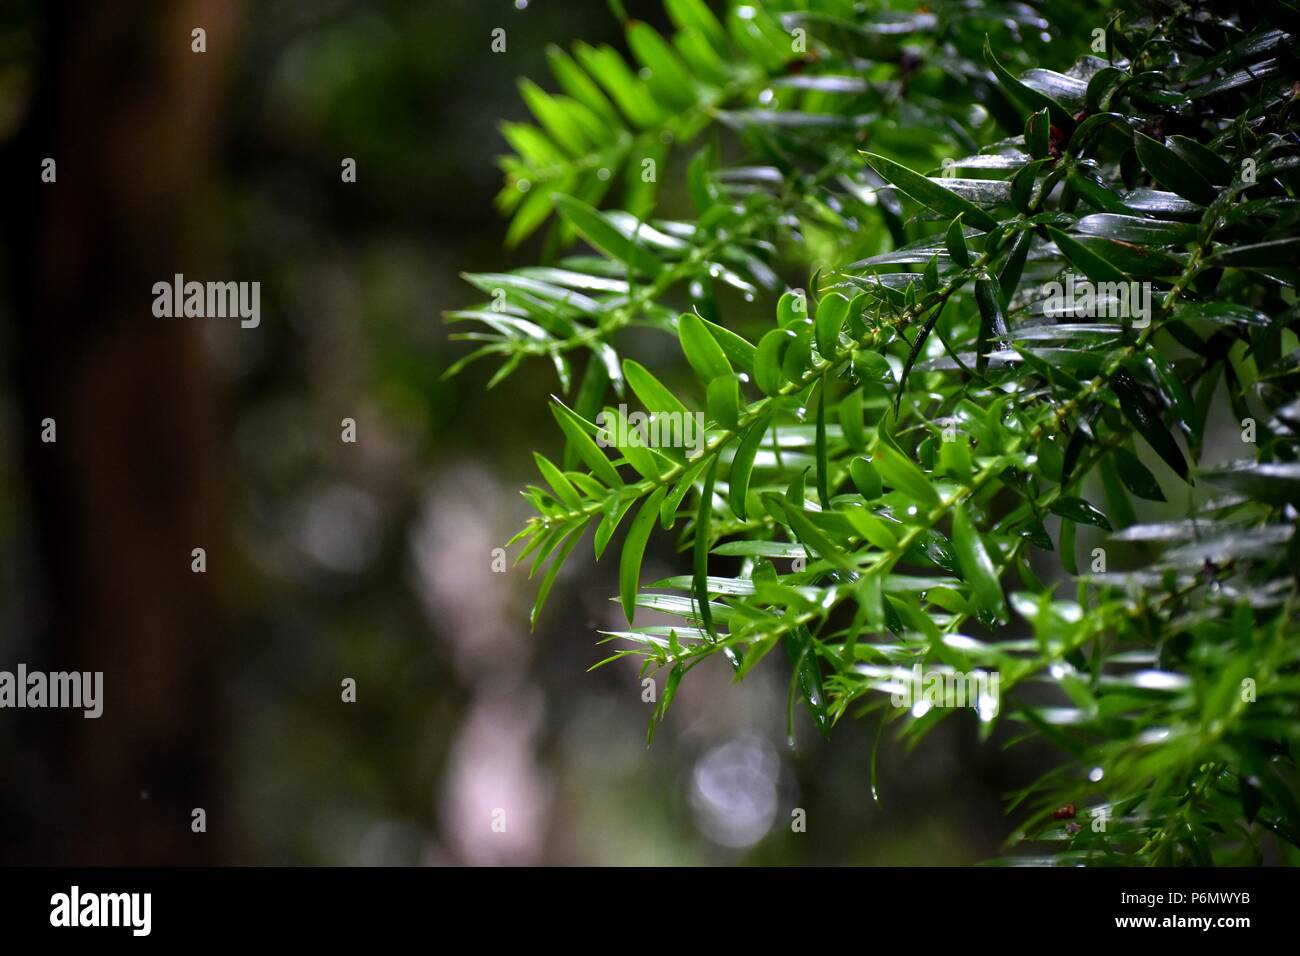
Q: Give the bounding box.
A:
[0,0,1058,865]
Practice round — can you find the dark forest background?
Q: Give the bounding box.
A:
[0,0,1053,865]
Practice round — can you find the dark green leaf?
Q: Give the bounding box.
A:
[815,379,830,508]
[771,496,856,573]
[983,36,1076,134]
[1110,368,1189,480]
[1113,446,1166,501]
[1025,108,1050,159]
[945,216,970,267]
[785,626,830,738]
[1166,135,1232,186]
[1046,227,1127,282]
[1049,496,1113,532]
[974,276,1009,373]
[1133,132,1216,206]
[1205,238,1300,270]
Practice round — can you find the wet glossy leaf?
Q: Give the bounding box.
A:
[1204,238,1300,270]
[1199,461,1300,506]
[983,37,1076,133]
[974,276,1009,373]
[1049,496,1113,532]
[785,626,830,738]
[1024,108,1050,159]
[860,151,999,231]
[1046,227,1126,282]
[1133,132,1216,206]
[553,195,665,275]
[1074,213,1196,245]
[692,458,718,638]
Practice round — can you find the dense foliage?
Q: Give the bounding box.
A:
[449,0,1300,865]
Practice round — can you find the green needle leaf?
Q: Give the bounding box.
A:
[620,486,669,624]
[871,443,940,509]
[534,452,583,507]
[693,458,718,639]
[531,520,588,629]
[551,195,664,276]
[728,411,772,520]
[624,358,691,418]
[952,503,1006,623]
[814,378,830,509]
[550,400,624,488]
[677,312,733,385]
[860,151,999,232]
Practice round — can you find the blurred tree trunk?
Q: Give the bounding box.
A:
[2,0,239,864]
